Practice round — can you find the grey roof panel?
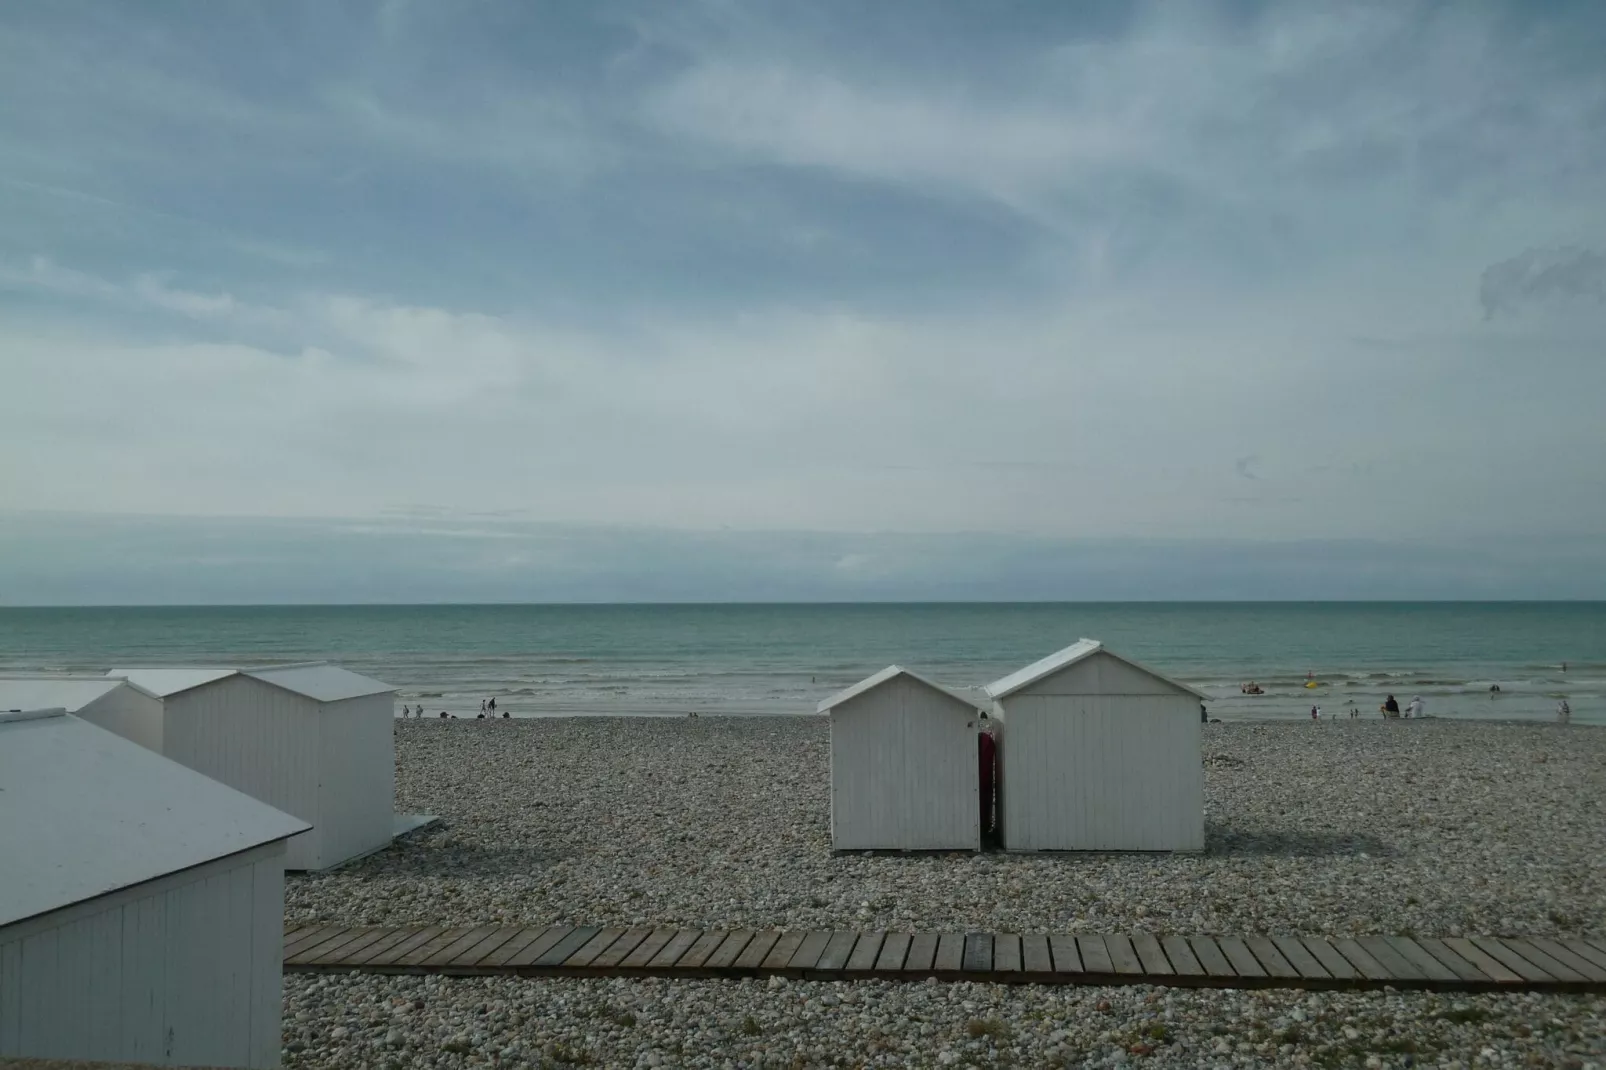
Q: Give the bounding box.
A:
[0,677,130,713]
[246,663,396,701]
[0,711,311,928]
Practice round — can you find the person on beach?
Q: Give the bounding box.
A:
[439,711,448,718]
[1557,699,1571,724]
[480,699,487,714]
[401,704,409,717]
[489,697,496,712]
[502,709,510,719]
[1383,694,1400,718]
[1310,705,1320,721]
[1407,696,1425,718]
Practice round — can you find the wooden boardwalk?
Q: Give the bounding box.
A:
[283,924,1606,992]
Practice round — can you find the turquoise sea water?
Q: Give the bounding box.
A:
[0,603,1600,723]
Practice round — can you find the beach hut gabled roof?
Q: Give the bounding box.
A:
[0,710,311,929]
[107,667,240,697]
[108,662,395,702]
[984,639,1207,701]
[0,674,159,712]
[246,663,396,701]
[817,665,987,714]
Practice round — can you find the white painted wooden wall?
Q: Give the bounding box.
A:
[995,651,1203,852]
[830,675,980,851]
[75,684,167,754]
[162,678,394,870]
[163,676,324,869]
[0,841,287,1068]
[314,692,396,870]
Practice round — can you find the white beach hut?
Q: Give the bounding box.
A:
[985,639,1206,853]
[819,666,987,851]
[0,674,164,752]
[106,662,411,871]
[0,709,308,1069]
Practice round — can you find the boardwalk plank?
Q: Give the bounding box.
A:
[1469,938,1555,983]
[489,927,564,969]
[1557,939,1606,973]
[1413,939,1490,983]
[280,923,1606,991]
[874,933,911,972]
[1331,939,1393,982]
[1216,937,1266,979]
[963,934,994,974]
[994,934,1022,973]
[733,931,782,970]
[1187,937,1237,979]
[455,928,522,968]
[534,926,602,969]
[1299,938,1359,981]
[1077,935,1117,975]
[705,931,756,971]
[590,930,653,970]
[1245,937,1300,980]
[618,929,678,969]
[298,929,381,966]
[398,927,477,968]
[1384,938,1459,983]
[1105,935,1145,976]
[1500,939,1587,983]
[647,930,704,969]
[308,928,393,965]
[344,928,422,967]
[675,930,732,970]
[1270,936,1329,981]
[284,927,349,960]
[1442,938,1523,984]
[1132,934,1173,977]
[564,928,627,969]
[846,933,885,973]
[367,926,444,967]
[1048,935,1081,974]
[760,932,806,971]
[1161,935,1205,978]
[425,925,504,969]
[787,931,834,971]
[904,933,940,972]
[1021,934,1052,974]
[1356,936,1425,982]
[815,932,861,973]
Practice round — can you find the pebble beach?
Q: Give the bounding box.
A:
[283,717,1606,1068]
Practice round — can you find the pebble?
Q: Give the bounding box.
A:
[289,718,1606,938]
[281,973,1606,1069]
[273,717,1606,1068]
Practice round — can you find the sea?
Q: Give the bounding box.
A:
[0,603,1600,724]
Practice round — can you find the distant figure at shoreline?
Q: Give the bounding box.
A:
[480,699,487,714]
[439,711,448,719]
[1382,694,1400,718]
[1407,696,1425,718]
[489,697,497,712]
[1489,684,1501,694]
[1310,705,1319,721]
[401,704,409,717]
[502,709,510,718]
[1557,699,1571,724]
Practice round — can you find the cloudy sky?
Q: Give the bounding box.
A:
[3,0,1605,603]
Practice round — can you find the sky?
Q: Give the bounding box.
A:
[2,0,1605,603]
